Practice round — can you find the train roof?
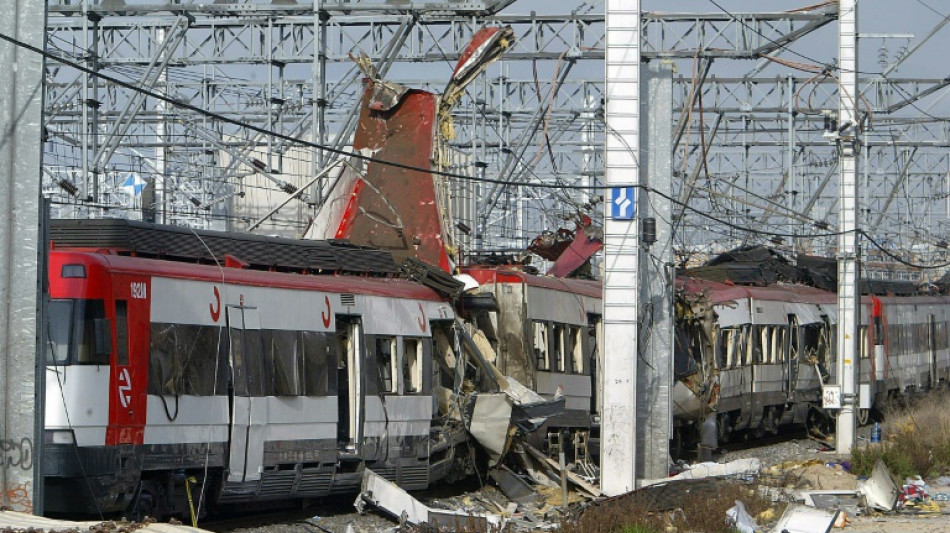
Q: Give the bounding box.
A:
[462,266,602,299]
[50,218,400,276]
[51,249,446,301]
[679,276,950,307]
[678,277,838,305]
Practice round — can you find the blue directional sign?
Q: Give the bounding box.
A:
[610,187,636,220]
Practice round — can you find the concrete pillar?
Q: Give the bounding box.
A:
[602,0,640,496]
[836,0,860,455]
[0,0,47,513]
[636,64,674,482]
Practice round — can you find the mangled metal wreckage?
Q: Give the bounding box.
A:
[301,21,585,500]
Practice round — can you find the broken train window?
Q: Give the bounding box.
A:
[533,321,549,371]
[403,338,423,394]
[376,337,396,393]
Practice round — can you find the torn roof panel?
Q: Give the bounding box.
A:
[332,83,451,271]
[463,266,603,300]
[546,225,603,278]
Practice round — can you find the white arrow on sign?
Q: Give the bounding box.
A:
[615,188,632,218]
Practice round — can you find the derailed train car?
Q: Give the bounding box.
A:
[456,247,950,458]
[459,265,602,462]
[674,274,950,447]
[42,220,502,517]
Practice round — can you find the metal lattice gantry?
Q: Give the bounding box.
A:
[37,0,950,272]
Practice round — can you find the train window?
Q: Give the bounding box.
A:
[754,326,767,364]
[301,331,332,396]
[788,321,798,362]
[149,324,223,396]
[376,337,396,393]
[181,326,221,395]
[770,327,784,363]
[740,325,752,365]
[243,328,269,396]
[569,327,582,374]
[858,326,870,359]
[533,322,549,371]
[716,328,730,368]
[115,300,129,366]
[552,325,565,371]
[719,327,744,368]
[46,300,73,365]
[264,330,300,396]
[74,299,109,365]
[403,338,422,394]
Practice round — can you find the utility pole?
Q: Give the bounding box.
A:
[602,0,640,495]
[0,0,47,513]
[836,0,860,456]
[636,64,674,482]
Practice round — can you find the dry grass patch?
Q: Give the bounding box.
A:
[852,392,950,479]
[559,480,780,533]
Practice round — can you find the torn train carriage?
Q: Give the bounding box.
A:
[42,219,529,517]
[674,275,950,446]
[304,25,516,273]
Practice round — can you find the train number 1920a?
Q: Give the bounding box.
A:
[130,282,147,299]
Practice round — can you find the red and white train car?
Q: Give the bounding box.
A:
[460,266,602,457]
[44,242,465,517]
[676,277,950,445]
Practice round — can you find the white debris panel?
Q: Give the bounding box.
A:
[357,469,504,529]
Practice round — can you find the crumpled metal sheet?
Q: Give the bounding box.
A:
[547,225,603,278]
[358,469,504,528]
[468,393,513,466]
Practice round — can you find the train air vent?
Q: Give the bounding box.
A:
[341,293,356,307]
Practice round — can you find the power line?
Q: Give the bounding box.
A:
[4,30,599,192]
[705,0,884,77]
[17,28,950,259]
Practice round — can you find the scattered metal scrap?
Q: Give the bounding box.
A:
[356,469,504,530]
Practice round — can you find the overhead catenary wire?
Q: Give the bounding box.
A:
[15,28,950,268]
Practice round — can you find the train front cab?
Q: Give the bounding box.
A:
[44,251,147,514]
[44,251,474,517]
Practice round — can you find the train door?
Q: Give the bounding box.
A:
[786,315,800,401]
[337,318,362,448]
[587,313,602,415]
[226,306,265,483]
[106,275,150,446]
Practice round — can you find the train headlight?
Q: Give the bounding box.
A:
[44,430,75,445]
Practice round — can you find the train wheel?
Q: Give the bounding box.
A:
[131,479,168,521]
[857,408,870,426]
[768,407,782,436]
[717,413,731,444]
[806,406,832,439]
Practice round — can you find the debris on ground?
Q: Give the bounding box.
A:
[356,469,505,530]
[859,459,899,512]
[642,458,761,486]
[761,458,858,491]
[726,500,758,533]
[0,509,210,533]
[771,504,840,533]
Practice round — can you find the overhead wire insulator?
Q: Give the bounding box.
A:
[57,178,79,197]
